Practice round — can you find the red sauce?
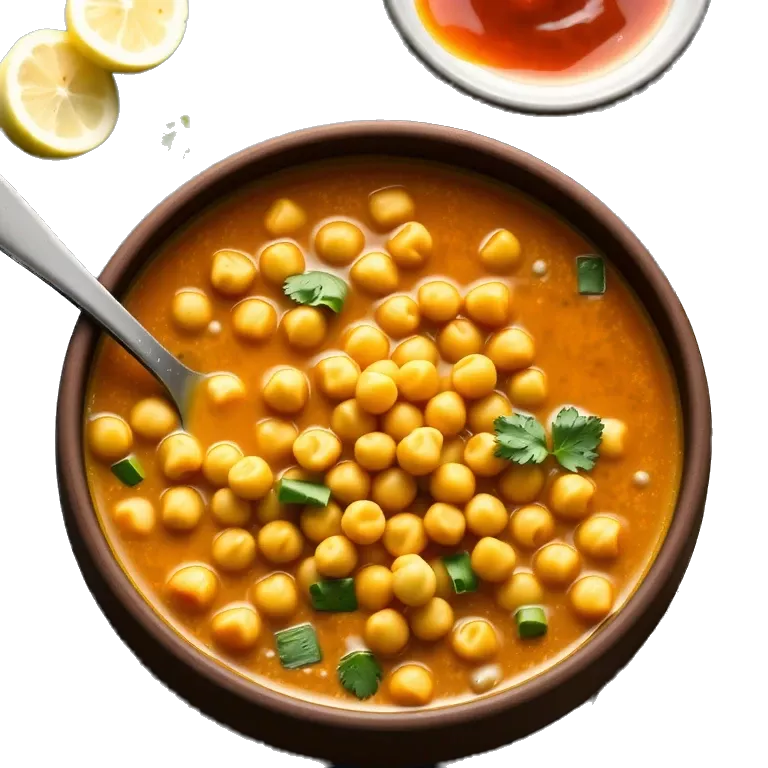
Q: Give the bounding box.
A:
[416,0,672,80]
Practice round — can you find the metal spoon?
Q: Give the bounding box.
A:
[0,174,205,424]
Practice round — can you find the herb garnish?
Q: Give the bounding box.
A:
[337,650,382,700]
[283,271,348,313]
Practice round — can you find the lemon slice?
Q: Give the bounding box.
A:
[66,0,189,73]
[0,30,120,158]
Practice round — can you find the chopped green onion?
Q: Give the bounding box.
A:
[283,271,348,313]
[442,552,478,594]
[310,578,358,612]
[277,478,331,507]
[577,256,606,295]
[338,650,382,700]
[275,623,322,669]
[516,606,548,638]
[111,455,145,487]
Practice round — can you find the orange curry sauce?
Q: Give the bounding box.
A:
[416,0,672,80]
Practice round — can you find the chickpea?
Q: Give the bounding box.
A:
[396,426,444,476]
[322,463,369,507]
[366,360,400,379]
[355,371,399,415]
[344,324,390,369]
[382,402,424,442]
[480,229,523,273]
[375,295,420,338]
[600,418,628,458]
[451,620,499,663]
[210,488,251,527]
[465,493,508,537]
[424,503,466,546]
[569,575,614,622]
[255,488,292,525]
[575,515,622,559]
[485,327,535,373]
[350,252,399,296]
[341,500,386,545]
[282,306,328,350]
[410,597,454,641]
[129,398,178,442]
[258,520,304,564]
[550,474,596,520]
[296,557,320,597]
[250,573,299,619]
[228,456,274,500]
[206,373,246,408]
[424,391,466,436]
[314,355,360,401]
[397,360,440,403]
[371,468,418,513]
[232,298,278,343]
[508,368,548,409]
[300,501,343,543]
[470,664,503,695]
[464,433,507,477]
[259,241,305,285]
[534,542,581,588]
[388,665,434,706]
[263,367,309,414]
[355,565,394,611]
[383,513,427,557]
[354,432,397,471]
[467,392,511,434]
[292,429,342,473]
[440,437,466,466]
[210,249,256,297]
[331,399,378,443]
[369,187,415,230]
[430,557,453,600]
[417,280,462,323]
[465,282,511,328]
[387,222,432,269]
[253,419,298,465]
[202,442,243,487]
[88,415,133,461]
[212,528,257,572]
[161,486,205,531]
[471,538,517,582]
[315,534,358,577]
[391,335,440,367]
[430,462,476,504]
[510,504,555,549]
[159,432,203,480]
[264,198,306,237]
[167,565,218,613]
[452,355,497,400]
[211,606,262,652]
[113,497,155,537]
[498,464,546,504]
[316,220,365,265]
[496,571,544,611]
[365,609,410,655]
[171,289,213,333]
[437,319,484,363]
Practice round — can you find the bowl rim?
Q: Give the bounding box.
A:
[56,120,711,737]
[383,0,711,114]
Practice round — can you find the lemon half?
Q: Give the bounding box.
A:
[66,0,189,74]
[0,29,120,158]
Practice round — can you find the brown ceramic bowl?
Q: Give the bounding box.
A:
[56,122,711,767]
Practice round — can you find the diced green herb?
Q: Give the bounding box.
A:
[338,650,382,700]
[111,455,145,487]
[516,606,548,639]
[275,623,322,670]
[577,256,606,295]
[283,271,348,313]
[493,413,549,466]
[442,552,478,594]
[277,478,331,507]
[310,579,358,612]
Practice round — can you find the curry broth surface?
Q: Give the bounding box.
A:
[85,159,682,709]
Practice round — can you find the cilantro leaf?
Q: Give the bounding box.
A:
[338,651,382,700]
[551,407,604,472]
[493,413,549,465]
[283,271,348,313]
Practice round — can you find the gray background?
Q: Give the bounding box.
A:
[0,2,758,766]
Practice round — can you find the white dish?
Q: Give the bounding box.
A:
[385,0,710,114]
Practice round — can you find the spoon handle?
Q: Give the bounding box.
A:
[0,174,193,407]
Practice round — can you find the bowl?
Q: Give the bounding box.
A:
[56,121,711,766]
[384,0,711,114]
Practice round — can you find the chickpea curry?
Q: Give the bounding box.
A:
[84,159,682,710]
